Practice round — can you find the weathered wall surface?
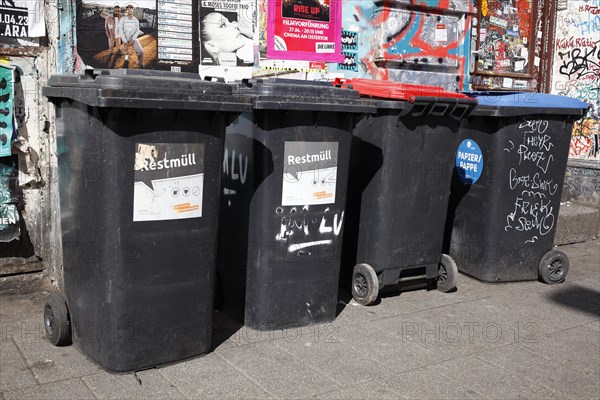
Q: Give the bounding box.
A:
[551,0,600,160]
[0,2,63,288]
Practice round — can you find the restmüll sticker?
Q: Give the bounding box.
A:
[133,143,205,222]
[456,139,484,184]
[282,141,338,206]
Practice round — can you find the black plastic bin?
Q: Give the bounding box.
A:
[42,69,249,372]
[336,79,477,306]
[217,79,374,330]
[445,92,589,284]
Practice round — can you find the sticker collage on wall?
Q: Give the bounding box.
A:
[477,0,532,77]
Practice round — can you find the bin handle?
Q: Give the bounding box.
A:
[203,76,226,83]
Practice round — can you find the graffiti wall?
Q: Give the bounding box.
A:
[551,0,600,160]
[331,0,472,90]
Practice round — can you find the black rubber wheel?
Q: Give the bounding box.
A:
[538,250,569,284]
[437,254,458,293]
[43,292,72,346]
[351,263,379,306]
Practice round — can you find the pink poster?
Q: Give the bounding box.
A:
[267,0,343,62]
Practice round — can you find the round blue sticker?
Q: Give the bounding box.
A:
[456,139,483,184]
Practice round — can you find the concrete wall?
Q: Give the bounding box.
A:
[551,0,600,161]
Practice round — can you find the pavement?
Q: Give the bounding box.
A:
[1,240,599,400]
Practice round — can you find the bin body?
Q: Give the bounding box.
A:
[344,98,474,289]
[45,70,248,371]
[218,80,373,330]
[445,92,589,282]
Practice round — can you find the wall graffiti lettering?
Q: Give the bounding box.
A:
[552,0,600,160]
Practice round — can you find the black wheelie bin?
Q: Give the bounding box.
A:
[336,78,477,306]
[217,79,374,330]
[445,92,589,284]
[42,69,249,372]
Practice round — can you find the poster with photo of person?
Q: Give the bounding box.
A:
[76,0,198,72]
[199,0,256,67]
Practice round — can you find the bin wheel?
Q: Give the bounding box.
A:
[43,292,72,346]
[437,254,458,293]
[539,250,569,284]
[351,263,379,306]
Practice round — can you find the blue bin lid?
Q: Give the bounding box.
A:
[466,91,589,116]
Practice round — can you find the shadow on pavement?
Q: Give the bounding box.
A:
[547,285,600,318]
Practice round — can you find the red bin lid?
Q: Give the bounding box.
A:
[333,78,470,103]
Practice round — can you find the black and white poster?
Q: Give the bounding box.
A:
[282,141,338,206]
[0,0,45,41]
[133,143,205,222]
[199,0,255,67]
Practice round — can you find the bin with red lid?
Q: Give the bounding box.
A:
[336,78,477,305]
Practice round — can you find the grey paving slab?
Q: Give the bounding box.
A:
[475,344,599,399]
[2,378,95,400]
[560,241,600,281]
[273,331,393,386]
[14,336,102,384]
[586,320,600,332]
[0,293,45,326]
[309,380,400,400]
[386,282,494,313]
[485,289,597,336]
[217,340,341,398]
[375,299,529,361]
[334,300,384,327]
[159,352,272,399]
[333,322,441,373]
[82,369,185,400]
[343,292,422,320]
[519,322,600,376]
[0,339,37,392]
[429,354,564,399]
[382,367,486,399]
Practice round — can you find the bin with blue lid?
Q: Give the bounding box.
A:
[335,78,477,306]
[444,92,589,284]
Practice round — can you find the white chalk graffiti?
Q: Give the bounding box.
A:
[222,148,249,206]
[274,206,345,254]
[504,117,558,243]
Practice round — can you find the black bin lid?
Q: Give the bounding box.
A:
[232,79,376,113]
[43,69,251,112]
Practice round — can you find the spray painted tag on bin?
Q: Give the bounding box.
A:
[456,139,483,184]
[133,143,205,222]
[282,142,338,206]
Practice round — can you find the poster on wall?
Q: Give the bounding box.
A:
[199,0,256,67]
[76,0,198,72]
[0,155,20,243]
[0,0,45,39]
[0,64,14,158]
[267,0,343,63]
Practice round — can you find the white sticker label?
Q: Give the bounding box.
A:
[435,24,448,42]
[502,77,514,88]
[316,42,336,53]
[133,143,205,222]
[282,141,338,206]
